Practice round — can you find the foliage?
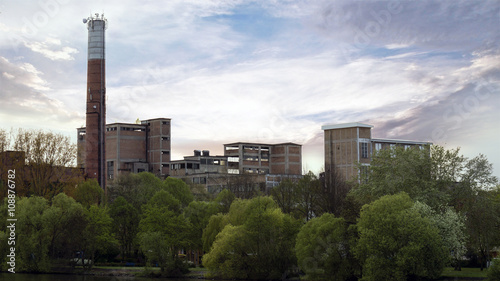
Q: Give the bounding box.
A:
[202,213,227,253]
[80,205,117,270]
[203,196,300,280]
[0,128,80,199]
[412,201,467,267]
[487,259,500,281]
[466,190,500,270]
[213,188,235,213]
[108,196,139,260]
[355,193,447,281]
[43,193,87,261]
[16,196,50,272]
[73,179,103,208]
[319,164,351,216]
[270,171,326,221]
[163,177,194,207]
[353,145,498,209]
[138,190,191,275]
[270,179,296,215]
[295,213,354,281]
[184,200,219,251]
[107,172,163,211]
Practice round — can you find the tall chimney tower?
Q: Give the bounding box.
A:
[84,13,107,188]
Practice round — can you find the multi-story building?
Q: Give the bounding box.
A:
[77,118,171,182]
[322,122,431,182]
[169,142,302,194]
[223,142,302,175]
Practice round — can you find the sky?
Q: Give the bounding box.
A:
[0,0,499,178]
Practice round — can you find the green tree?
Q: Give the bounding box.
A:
[295,213,354,281]
[355,193,447,281]
[270,179,296,215]
[353,145,498,210]
[203,196,300,280]
[80,205,117,270]
[212,188,235,214]
[109,196,139,260]
[73,179,103,208]
[488,258,500,281]
[202,213,227,253]
[295,171,322,221]
[269,172,321,221]
[138,190,190,276]
[16,196,50,272]
[184,200,220,265]
[163,177,194,207]
[353,145,440,207]
[42,193,86,261]
[412,201,467,269]
[107,172,163,210]
[466,190,500,271]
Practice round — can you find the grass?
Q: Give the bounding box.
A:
[441,267,488,278]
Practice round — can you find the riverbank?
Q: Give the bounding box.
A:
[3,266,488,280]
[440,267,488,280]
[61,266,208,279]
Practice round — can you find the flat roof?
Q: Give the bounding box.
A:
[372,138,432,145]
[321,122,373,130]
[224,142,302,147]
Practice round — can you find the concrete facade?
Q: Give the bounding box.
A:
[224,142,302,175]
[77,118,171,182]
[169,142,302,194]
[322,122,432,182]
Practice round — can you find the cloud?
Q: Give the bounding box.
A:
[0,56,81,130]
[369,51,500,145]
[24,38,79,61]
[313,0,500,53]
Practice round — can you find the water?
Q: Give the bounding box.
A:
[0,273,202,281]
[1,273,487,281]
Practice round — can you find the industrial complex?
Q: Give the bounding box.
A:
[77,14,432,194]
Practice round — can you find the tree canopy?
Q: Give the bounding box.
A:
[203,196,300,280]
[355,193,447,281]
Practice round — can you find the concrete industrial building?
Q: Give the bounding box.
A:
[170,142,302,193]
[77,118,171,181]
[224,142,302,175]
[322,122,432,182]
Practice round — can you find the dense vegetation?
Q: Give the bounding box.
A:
[1,130,499,280]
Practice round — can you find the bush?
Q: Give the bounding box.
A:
[488,259,500,281]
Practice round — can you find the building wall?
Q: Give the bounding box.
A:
[77,118,172,183]
[145,119,171,177]
[223,142,301,175]
[270,143,301,175]
[323,122,431,182]
[324,127,367,181]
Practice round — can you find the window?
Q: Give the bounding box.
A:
[375,143,382,152]
[361,142,369,158]
[228,157,239,162]
[107,161,114,179]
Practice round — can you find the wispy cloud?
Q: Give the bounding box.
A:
[24,38,79,61]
